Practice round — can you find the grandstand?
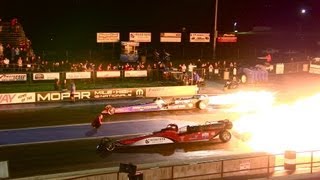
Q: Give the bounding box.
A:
[0,19,29,47]
[0,19,34,58]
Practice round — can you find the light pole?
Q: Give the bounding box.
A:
[212,0,218,59]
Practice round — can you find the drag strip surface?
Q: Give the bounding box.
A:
[0,119,198,147]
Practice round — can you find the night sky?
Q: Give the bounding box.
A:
[1,0,319,50]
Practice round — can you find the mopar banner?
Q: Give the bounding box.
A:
[0,73,27,82]
[33,72,60,80]
[96,71,121,78]
[93,88,145,99]
[36,91,91,102]
[190,33,210,42]
[124,70,147,77]
[0,92,35,104]
[66,72,91,79]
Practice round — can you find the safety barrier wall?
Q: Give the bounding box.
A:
[70,153,275,180]
[0,61,314,84]
[68,149,320,180]
[0,85,198,105]
[0,70,181,83]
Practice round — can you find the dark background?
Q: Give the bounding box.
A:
[1,0,320,59]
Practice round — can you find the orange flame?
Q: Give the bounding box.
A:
[233,93,320,154]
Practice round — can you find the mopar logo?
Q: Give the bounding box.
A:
[37,92,91,102]
[136,89,144,97]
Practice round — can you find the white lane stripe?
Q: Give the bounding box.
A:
[0,133,146,148]
[0,118,166,132]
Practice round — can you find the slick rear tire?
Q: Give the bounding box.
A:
[219,130,232,142]
[197,100,207,110]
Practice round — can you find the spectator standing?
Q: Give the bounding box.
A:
[0,43,3,58]
[91,114,104,129]
[17,57,23,71]
[193,71,200,85]
[54,78,60,91]
[61,79,67,91]
[0,18,2,32]
[70,80,76,102]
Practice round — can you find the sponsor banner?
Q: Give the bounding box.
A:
[93,88,145,99]
[96,71,121,78]
[66,72,91,79]
[217,34,237,43]
[0,74,27,82]
[190,33,210,42]
[97,32,120,43]
[0,92,35,104]
[132,137,174,146]
[36,91,91,102]
[121,41,139,46]
[129,32,151,42]
[33,73,60,80]
[124,70,147,77]
[160,32,181,42]
[146,86,198,97]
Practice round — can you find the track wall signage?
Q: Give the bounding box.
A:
[66,72,91,79]
[36,91,91,102]
[5,86,197,104]
[96,32,120,43]
[190,33,210,42]
[160,33,182,42]
[96,71,121,78]
[0,92,35,104]
[129,32,151,42]
[33,73,60,80]
[93,88,145,99]
[124,70,147,77]
[0,74,27,82]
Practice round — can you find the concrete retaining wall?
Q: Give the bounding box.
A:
[173,161,221,179]
[222,155,275,178]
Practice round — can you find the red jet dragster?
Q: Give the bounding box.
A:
[96,119,233,153]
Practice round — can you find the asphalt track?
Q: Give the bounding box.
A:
[0,119,198,146]
[2,73,320,179]
[0,105,234,147]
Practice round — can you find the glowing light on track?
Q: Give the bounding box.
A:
[209,91,275,112]
[233,93,320,154]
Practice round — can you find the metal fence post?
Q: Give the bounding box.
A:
[221,160,224,178]
[311,151,313,174]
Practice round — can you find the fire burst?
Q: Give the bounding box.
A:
[232,93,320,154]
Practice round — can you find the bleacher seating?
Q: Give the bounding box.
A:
[0,21,30,48]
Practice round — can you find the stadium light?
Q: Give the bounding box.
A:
[212,0,218,59]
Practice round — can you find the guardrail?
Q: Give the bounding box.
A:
[0,61,313,85]
[71,149,320,180]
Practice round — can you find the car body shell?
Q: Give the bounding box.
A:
[101,94,209,115]
[96,119,233,152]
